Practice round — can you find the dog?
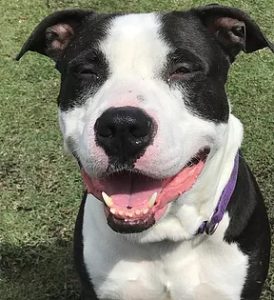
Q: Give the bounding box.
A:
[17,4,273,300]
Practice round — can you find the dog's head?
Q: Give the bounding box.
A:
[17,5,273,235]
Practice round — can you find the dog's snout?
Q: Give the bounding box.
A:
[95,106,155,162]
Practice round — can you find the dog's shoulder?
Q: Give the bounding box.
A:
[225,154,271,299]
[225,153,270,243]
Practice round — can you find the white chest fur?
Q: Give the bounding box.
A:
[82,196,248,300]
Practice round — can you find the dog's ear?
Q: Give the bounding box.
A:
[16,9,94,61]
[194,4,274,60]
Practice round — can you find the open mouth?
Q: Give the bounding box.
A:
[81,148,210,233]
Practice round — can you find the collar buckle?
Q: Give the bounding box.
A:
[205,222,219,235]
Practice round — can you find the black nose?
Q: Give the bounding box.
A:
[95,106,155,163]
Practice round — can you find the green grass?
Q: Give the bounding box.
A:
[0,0,273,299]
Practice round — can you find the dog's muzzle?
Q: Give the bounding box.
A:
[81,148,210,233]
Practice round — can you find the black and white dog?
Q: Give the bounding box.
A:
[17,4,273,300]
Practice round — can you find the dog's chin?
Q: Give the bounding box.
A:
[106,210,156,233]
[81,147,210,233]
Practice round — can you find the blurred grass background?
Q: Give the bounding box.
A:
[0,0,273,299]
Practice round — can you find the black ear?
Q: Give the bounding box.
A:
[194,4,274,60]
[16,9,94,61]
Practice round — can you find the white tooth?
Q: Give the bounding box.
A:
[148,192,158,208]
[143,208,149,214]
[110,208,116,214]
[125,211,130,217]
[127,212,133,218]
[119,210,125,216]
[102,192,113,207]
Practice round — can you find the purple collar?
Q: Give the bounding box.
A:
[197,152,239,235]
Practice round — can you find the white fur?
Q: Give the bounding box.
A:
[83,207,247,300]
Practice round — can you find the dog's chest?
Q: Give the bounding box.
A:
[82,200,248,300]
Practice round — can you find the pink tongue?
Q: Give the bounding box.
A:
[81,160,205,210]
[100,173,162,208]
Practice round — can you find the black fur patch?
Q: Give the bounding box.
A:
[74,192,99,299]
[224,155,270,299]
[56,14,116,110]
[160,11,230,123]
